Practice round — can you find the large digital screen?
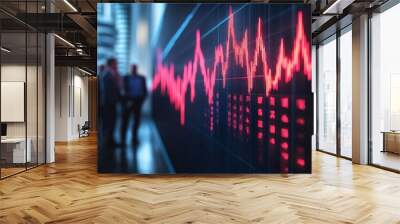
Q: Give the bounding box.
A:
[98,3,312,174]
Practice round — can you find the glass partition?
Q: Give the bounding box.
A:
[371,3,400,171]
[339,28,352,158]
[27,31,38,169]
[317,35,337,154]
[0,1,46,179]
[1,30,28,177]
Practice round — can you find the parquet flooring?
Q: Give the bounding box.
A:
[1,135,400,223]
[1,167,26,178]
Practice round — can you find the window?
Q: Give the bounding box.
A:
[370,3,400,171]
[339,28,352,158]
[317,36,337,154]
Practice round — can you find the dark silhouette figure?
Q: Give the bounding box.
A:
[101,58,122,147]
[121,65,148,146]
[99,64,105,74]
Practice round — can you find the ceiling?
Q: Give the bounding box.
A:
[0,0,99,73]
[0,0,394,73]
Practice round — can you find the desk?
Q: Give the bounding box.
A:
[1,138,31,163]
[382,131,400,154]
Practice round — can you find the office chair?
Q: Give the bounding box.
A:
[79,121,90,138]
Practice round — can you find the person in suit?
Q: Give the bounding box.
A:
[121,64,148,146]
[100,58,122,147]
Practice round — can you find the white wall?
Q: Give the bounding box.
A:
[55,67,89,141]
[55,67,69,141]
[71,73,89,138]
[1,65,38,137]
[1,66,26,138]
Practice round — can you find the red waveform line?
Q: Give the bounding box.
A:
[152,7,312,125]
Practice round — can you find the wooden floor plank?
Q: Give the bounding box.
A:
[0,135,400,223]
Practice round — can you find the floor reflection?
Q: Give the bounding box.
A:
[99,117,174,173]
[372,151,400,171]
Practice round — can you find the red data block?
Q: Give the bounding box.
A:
[281,152,289,160]
[257,96,263,104]
[269,138,276,145]
[297,158,305,167]
[281,128,289,138]
[269,97,275,106]
[257,109,263,116]
[269,125,276,134]
[281,97,289,108]
[296,118,305,125]
[296,98,306,111]
[281,114,289,123]
[269,111,276,119]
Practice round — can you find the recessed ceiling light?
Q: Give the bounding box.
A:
[1,47,11,53]
[322,0,354,15]
[78,67,93,76]
[63,0,78,12]
[54,34,75,48]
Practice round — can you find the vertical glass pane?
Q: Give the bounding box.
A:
[26,0,41,168]
[27,31,38,169]
[340,29,352,158]
[371,4,400,171]
[318,37,337,154]
[0,1,46,178]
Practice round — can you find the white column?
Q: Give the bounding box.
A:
[55,67,73,141]
[352,14,369,164]
[46,32,55,163]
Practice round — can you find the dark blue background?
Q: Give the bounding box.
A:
[152,4,313,173]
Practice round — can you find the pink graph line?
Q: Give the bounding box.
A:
[152,7,312,125]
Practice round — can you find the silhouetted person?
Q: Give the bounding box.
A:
[99,64,105,75]
[121,65,148,146]
[101,58,122,147]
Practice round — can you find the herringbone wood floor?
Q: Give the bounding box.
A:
[1,135,400,224]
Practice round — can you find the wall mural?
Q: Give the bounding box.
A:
[98,3,312,174]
